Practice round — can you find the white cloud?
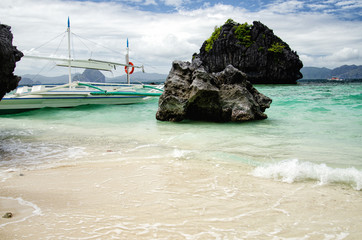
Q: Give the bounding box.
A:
[301,48,360,69]
[265,0,304,14]
[144,0,157,5]
[329,48,360,61]
[299,54,315,67]
[335,0,362,8]
[1,0,361,77]
[161,0,184,7]
[317,48,361,68]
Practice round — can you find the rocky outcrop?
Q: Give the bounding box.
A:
[73,69,105,83]
[155,19,296,122]
[156,58,272,122]
[197,20,303,84]
[0,24,23,100]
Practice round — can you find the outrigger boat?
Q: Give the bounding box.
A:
[0,18,163,114]
[327,77,343,81]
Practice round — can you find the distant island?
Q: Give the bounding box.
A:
[19,70,168,85]
[19,64,362,86]
[301,65,362,79]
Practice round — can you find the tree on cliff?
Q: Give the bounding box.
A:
[196,19,303,84]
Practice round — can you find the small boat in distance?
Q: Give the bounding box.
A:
[327,77,343,81]
[0,18,163,114]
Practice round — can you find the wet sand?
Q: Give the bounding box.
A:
[1,158,362,239]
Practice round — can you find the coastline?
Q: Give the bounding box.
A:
[1,157,362,239]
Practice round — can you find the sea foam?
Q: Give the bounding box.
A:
[252,159,362,190]
[0,138,86,170]
[0,196,42,227]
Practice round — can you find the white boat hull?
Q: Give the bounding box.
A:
[1,95,146,109]
[0,82,163,114]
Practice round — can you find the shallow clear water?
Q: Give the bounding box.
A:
[0,81,362,189]
[1,81,362,239]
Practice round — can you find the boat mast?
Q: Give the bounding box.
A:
[67,17,72,87]
[126,38,130,84]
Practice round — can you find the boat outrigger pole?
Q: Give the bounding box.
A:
[126,38,130,84]
[67,17,72,87]
[23,18,144,80]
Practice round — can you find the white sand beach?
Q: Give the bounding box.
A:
[1,157,361,239]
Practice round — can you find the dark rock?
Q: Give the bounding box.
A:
[2,212,13,218]
[156,19,283,122]
[73,69,105,83]
[197,20,303,84]
[156,61,192,122]
[156,59,272,122]
[0,24,23,100]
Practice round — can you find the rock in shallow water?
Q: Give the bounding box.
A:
[156,59,272,122]
[155,19,307,122]
[2,212,13,218]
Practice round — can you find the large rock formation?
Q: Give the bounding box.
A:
[156,58,272,122]
[156,19,285,122]
[0,24,23,100]
[197,20,303,84]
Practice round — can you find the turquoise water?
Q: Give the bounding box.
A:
[1,81,361,189]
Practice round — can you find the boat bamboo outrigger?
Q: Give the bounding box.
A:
[0,18,163,114]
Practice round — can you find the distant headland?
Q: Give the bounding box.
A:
[18,64,362,86]
[19,71,167,85]
[301,65,362,79]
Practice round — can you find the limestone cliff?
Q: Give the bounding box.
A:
[196,19,303,84]
[0,24,23,100]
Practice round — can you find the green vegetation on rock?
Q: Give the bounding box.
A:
[234,22,253,47]
[225,18,237,25]
[204,19,255,52]
[205,26,222,52]
[268,42,285,54]
[198,19,303,84]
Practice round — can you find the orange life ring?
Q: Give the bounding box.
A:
[124,62,135,74]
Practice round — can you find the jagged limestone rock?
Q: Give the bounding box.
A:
[156,59,272,122]
[0,24,23,100]
[155,20,299,122]
[197,20,303,84]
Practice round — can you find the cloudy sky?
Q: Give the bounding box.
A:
[1,0,361,77]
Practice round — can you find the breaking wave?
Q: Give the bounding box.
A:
[252,159,362,190]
